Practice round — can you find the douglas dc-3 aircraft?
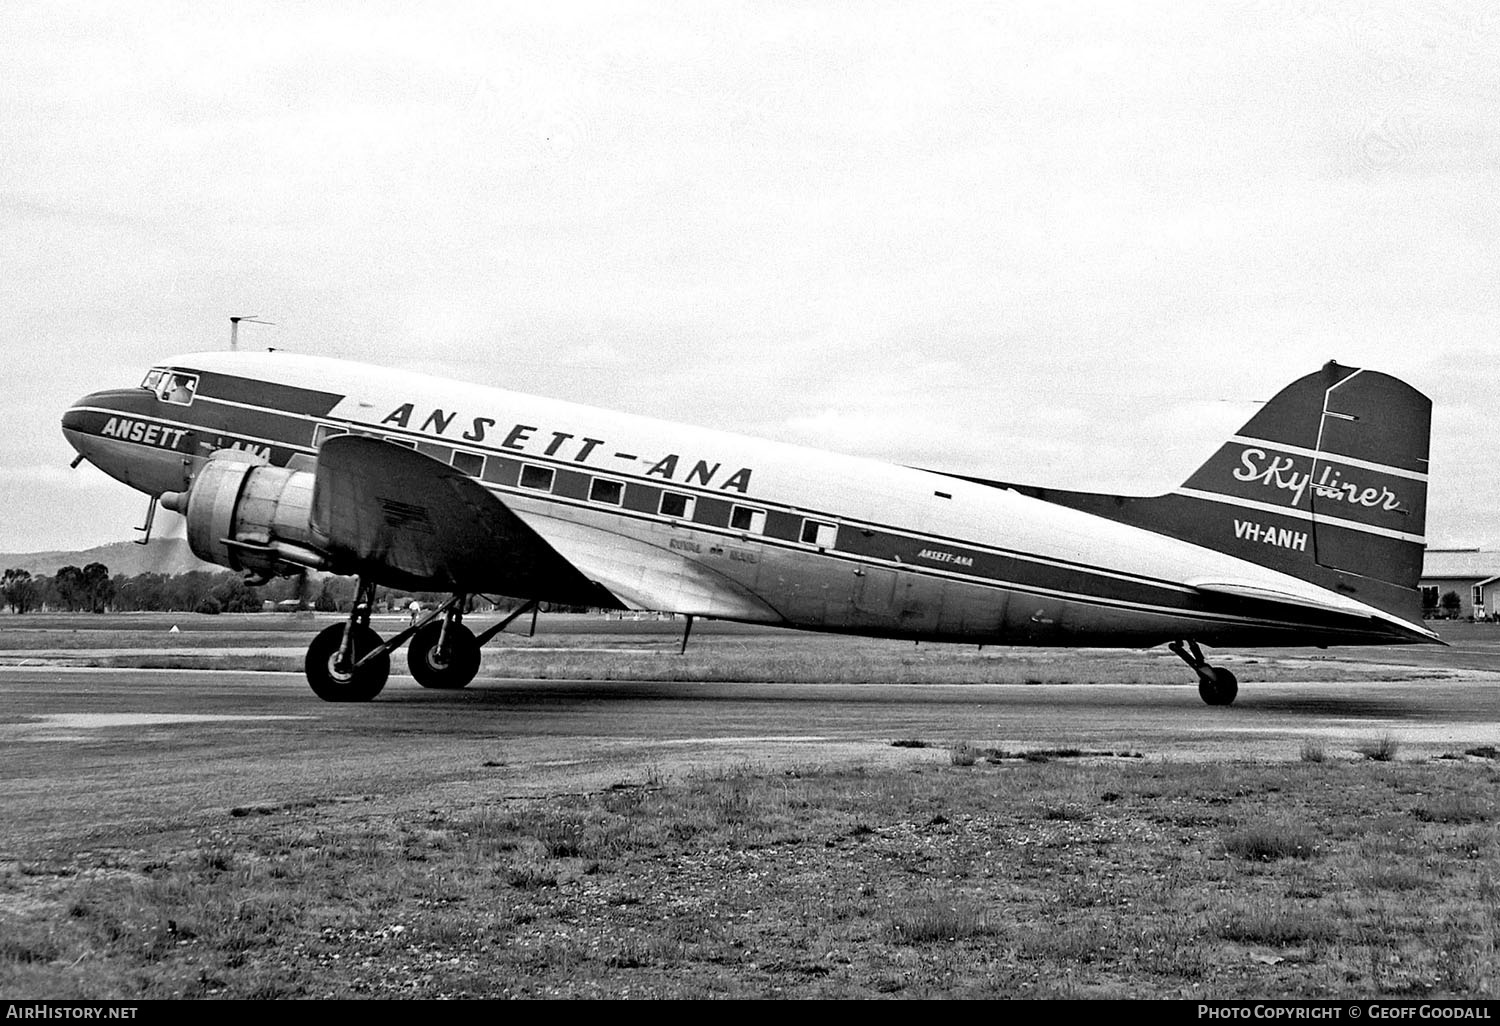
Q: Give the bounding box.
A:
[61,352,1438,705]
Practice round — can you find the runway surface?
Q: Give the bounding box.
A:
[4,663,1499,853]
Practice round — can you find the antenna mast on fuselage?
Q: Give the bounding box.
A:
[229,315,274,350]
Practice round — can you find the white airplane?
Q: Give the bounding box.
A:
[62,352,1438,705]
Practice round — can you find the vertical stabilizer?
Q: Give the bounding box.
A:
[1174,362,1428,598]
[956,363,1431,622]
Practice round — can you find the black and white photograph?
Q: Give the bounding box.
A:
[3,0,1498,1003]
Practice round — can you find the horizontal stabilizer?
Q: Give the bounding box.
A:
[1187,578,1441,644]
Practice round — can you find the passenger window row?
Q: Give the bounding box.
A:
[308,423,839,550]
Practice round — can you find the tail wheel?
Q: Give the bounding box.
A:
[407,621,481,689]
[306,623,389,702]
[1198,666,1239,707]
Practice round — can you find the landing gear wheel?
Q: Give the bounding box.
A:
[407,621,480,689]
[1198,666,1239,707]
[306,623,389,702]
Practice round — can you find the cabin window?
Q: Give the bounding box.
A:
[313,424,348,448]
[800,519,837,548]
[156,372,199,406]
[729,504,766,534]
[450,450,485,477]
[659,492,695,520]
[519,464,555,491]
[589,477,624,506]
[141,369,165,392]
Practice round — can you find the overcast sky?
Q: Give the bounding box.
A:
[4,1,1497,555]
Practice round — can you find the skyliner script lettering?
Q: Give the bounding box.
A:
[1232,448,1404,512]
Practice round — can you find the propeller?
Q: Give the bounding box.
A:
[292,565,314,610]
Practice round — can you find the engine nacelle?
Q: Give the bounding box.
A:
[162,456,328,579]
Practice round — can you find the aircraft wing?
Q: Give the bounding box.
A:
[1186,578,1442,644]
[310,435,614,604]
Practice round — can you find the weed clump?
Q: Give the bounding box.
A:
[1216,904,1336,944]
[1222,823,1317,861]
[1040,804,1090,822]
[887,897,997,945]
[1414,796,1491,824]
[1356,735,1400,762]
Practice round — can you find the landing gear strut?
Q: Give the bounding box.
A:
[407,594,481,690]
[1169,639,1238,707]
[305,577,390,702]
[302,591,536,699]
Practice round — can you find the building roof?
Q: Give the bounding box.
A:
[1422,549,1500,580]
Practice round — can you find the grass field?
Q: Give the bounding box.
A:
[1,613,1497,998]
[2,757,1496,999]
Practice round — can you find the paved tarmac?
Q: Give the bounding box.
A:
[3,663,1499,853]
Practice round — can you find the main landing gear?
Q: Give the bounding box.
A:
[305,578,390,702]
[407,601,481,690]
[1169,639,1239,707]
[303,588,541,702]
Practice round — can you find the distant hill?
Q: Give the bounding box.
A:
[0,537,220,578]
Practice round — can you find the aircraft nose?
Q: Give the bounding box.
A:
[60,387,148,473]
[61,389,126,454]
[60,392,98,440]
[61,386,196,496]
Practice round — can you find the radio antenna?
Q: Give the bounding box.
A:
[229,316,275,350]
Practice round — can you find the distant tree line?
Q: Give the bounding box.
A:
[0,564,593,616]
[4,564,119,613]
[0,564,449,615]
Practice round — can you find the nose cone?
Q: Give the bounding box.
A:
[61,391,107,455]
[62,388,193,496]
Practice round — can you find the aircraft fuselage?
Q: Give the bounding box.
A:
[62,351,1435,653]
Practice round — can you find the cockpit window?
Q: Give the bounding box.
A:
[156,372,199,406]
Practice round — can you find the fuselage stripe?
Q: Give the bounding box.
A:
[1173,487,1427,544]
[79,397,1213,597]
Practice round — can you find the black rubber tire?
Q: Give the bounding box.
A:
[1198,666,1239,707]
[406,621,481,690]
[305,623,389,702]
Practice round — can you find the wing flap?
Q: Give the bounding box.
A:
[517,512,786,622]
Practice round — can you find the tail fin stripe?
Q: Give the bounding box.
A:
[1174,487,1427,544]
[1228,435,1429,482]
